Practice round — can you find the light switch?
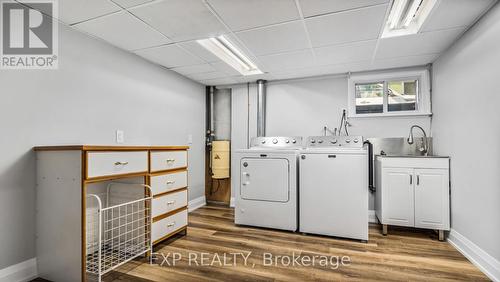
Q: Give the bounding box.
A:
[187,134,193,145]
[116,130,124,144]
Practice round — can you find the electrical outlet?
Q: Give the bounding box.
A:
[116,130,124,144]
[187,134,193,145]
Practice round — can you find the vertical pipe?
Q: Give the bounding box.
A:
[256,79,267,137]
[210,86,216,139]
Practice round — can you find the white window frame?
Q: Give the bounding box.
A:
[347,68,431,118]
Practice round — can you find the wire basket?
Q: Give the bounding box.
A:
[86,183,152,282]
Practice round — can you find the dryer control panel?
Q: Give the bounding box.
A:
[306,136,364,148]
[250,136,303,149]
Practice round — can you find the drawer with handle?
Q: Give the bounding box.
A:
[150,150,187,172]
[86,151,148,179]
[152,189,187,218]
[152,209,188,243]
[150,170,187,195]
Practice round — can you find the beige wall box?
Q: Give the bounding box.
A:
[211,141,230,179]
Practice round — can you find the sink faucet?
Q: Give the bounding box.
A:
[407,125,428,156]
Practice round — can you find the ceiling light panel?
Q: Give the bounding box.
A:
[382,0,438,38]
[197,36,263,76]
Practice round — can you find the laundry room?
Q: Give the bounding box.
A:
[0,0,499,282]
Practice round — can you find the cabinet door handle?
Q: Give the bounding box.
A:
[166,159,176,163]
[166,180,175,185]
[410,174,413,185]
[167,200,175,205]
[417,175,420,186]
[114,161,129,166]
[167,222,176,227]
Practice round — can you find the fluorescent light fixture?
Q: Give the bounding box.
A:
[382,0,437,38]
[197,35,263,76]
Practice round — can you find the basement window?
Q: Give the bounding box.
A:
[348,68,431,117]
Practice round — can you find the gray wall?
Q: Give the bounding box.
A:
[0,23,205,269]
[214,88,231,141]
[432,2,500,262]
[230,76,431,209]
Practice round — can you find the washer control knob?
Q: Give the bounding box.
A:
[354,138,359,143]
[272,138,278,144]
[345,139,351,143]
[285,139,290,143]
[261,140,266,144]
[292,139,297,144]
[318,140,324,144]
[311,139,316,144]
[331,139,337,144]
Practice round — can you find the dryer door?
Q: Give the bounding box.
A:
[240,158,289,202]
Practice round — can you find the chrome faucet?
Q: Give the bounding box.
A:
[407,125,428,156]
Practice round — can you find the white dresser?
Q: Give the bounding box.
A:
[34,145,189,282]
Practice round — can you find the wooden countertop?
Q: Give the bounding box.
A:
[33,145,190,151]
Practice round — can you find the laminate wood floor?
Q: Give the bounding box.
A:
[101,204,488,282]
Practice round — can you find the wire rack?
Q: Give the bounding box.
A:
[86,183,152,282]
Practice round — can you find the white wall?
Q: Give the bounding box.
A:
[0,23,205,269]
[230,76,431,209]
[432,1,500,267]
[266,77,430,137]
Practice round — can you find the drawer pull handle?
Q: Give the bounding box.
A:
[167,222,176,227]
[166,159,176,162]
[167,201,176,205]
[166,180,176,185]
[114,161,129,166]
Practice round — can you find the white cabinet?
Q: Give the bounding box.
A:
[375,157,450,240]
[414,169,449,230]
[382,168,414,227]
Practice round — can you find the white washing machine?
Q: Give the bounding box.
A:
[233,136,302,231]
[299,136,369,241]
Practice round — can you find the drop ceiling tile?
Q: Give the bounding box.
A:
[171,64,217,75]
[375,28,465,59]
[74,11,171,51]
[111,0,153,8]
[305,4,388,47]
[129,0,227,41]
[235,21,310,56]
[207,0,299,31]
[258,49,315,72]
[234,73,275,83]
[57,0,121,25]
[299,0,389,18]
[187,71,228,81]
[272,64,350,79]
[177,41,221,63]
[135,44,204,68]
[200,77,239,86]
[421,0,495,32]
[209,61,241,76]
[314,40,377,65]
[372,54,439,70]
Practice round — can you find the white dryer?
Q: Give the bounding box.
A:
[299,136,369,241]
[233,136,302,231]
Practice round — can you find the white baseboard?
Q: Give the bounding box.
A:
[368,210,378,223]
[0,258,37,282]
[448,229,500,282]
[188,195,206,212]
[229,197,235,208]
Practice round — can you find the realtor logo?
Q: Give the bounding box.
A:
[1,0,58,69]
